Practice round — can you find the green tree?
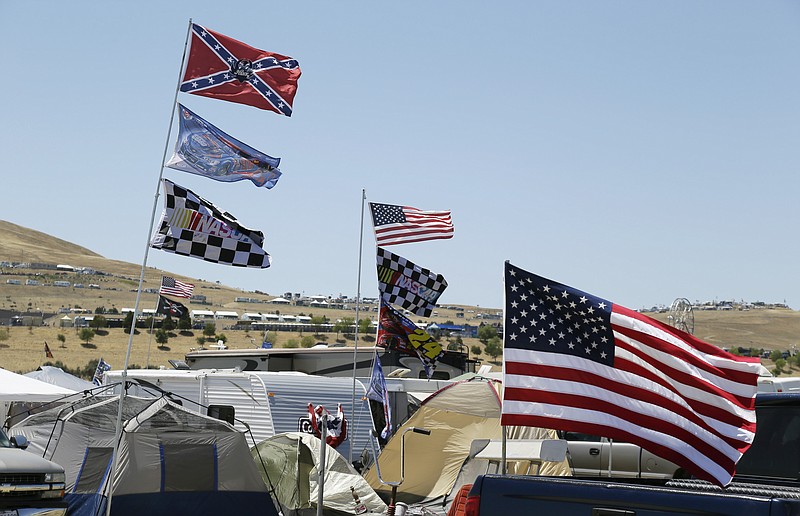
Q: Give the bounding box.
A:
[358,318,372,335]
[57,333,66,348]
[203,322,217,341]
[264,331,278,346]
[177,313,192,331]
[301,335,316,348]
[285,338,300,348]
[470,344,482,357]
[215,333,228,345]
[485,336,502,361]
[773,358,787,376]
[447,341,460,351]
[155,328,169,348]
[334,317,355,337]
[770,350,784,362]
[123,312,134,334]
[196,336,206,347]
[79,328,95,345]
[477,324,498,344]
[89,314,107,329]
[310,315,327,334]
[161,314,176,332]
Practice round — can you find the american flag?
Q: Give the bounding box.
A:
[369,203,454,246]
[160,276,194,299]
[501,262,761,487]
[180,23,301,116]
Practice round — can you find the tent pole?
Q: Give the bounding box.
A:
[317,413,327,516]
[105,18,193,516]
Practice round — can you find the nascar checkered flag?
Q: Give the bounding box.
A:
[151,179,271,268]
[376,247,447,317]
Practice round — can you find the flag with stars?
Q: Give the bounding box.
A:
[369,202,454,246]
[180,23,301,116]
[501,261,761,487]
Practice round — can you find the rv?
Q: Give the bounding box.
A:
[183,345,478,380]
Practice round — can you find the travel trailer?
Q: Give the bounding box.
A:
[183,345,478,380]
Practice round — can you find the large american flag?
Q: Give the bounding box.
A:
[369,203,454,246]
[180,23,301,115]
[501,262,761,487]
[160,276,194,299]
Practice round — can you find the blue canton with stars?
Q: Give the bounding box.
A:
[504,262,616,367]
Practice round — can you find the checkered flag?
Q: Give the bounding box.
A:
[151,179,271,268]
[376,247,447,317]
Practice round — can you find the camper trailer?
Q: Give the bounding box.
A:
[183,345,478,380]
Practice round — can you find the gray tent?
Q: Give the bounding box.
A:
[252,432,387,516]
[12,394,277,516]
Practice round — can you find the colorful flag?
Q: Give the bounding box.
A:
[44,342,53,359]
[369,202,454,246]
[377,300,444,378]
[151,179,271,268]
[180,23,301,116]
[307,403,348,449]
[160,276,194,298]
[166,104,282,188]
[376,247,447,317]
[365,351,392,439]
[156,295,188,318]
[93,358,111,386]
[501,262,762,487]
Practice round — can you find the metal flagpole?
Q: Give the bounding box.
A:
[350,189,366,464]
[105,18,193,516]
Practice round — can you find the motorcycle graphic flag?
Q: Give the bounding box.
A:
[180,23,301,115]
[151,179,271,268]
[166,104,282,188]
[376,247,447,318]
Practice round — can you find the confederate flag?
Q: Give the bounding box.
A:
[180,23,301,116]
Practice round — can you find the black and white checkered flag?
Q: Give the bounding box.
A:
[151,179,271,268]
[376,247,447,317]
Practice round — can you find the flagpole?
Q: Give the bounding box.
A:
[105,18,193,516]
[350,188,366,464]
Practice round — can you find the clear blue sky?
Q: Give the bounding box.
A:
[2,2,799,311]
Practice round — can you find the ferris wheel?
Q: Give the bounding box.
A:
[667,298,695,335]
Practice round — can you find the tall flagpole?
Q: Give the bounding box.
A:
[105,19,193,516]
[350,189,366,464]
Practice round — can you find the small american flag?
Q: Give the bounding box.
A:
[160,276,194,299]
[369,202,454,246]
[501,261,761,487]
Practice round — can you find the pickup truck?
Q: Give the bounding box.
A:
[465,392,800,516]
[0,427,67,516]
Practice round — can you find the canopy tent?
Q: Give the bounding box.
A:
[0,367,76,401]
[24,366,96,392]
[12,394,277,516]
[362,377,571,513]
[252,432,387,516]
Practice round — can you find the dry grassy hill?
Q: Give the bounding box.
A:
[1,220,798,377]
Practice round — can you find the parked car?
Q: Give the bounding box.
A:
[0,427,67,515]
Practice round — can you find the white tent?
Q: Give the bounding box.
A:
[0,367,75,401]
[24,366,96,392]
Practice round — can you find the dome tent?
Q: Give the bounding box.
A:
[12,394,277,516]
[252,431,386,516]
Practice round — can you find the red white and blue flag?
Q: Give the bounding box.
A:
[501,262,762,487]
[180,23,301,116]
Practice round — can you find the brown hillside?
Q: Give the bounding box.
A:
[0,221,798,376]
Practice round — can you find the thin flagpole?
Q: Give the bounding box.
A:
[105,18,193,516]
[350,188,366,464]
